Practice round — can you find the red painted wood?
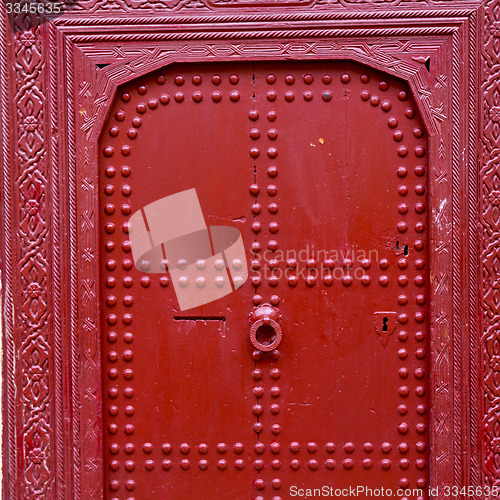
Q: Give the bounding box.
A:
[99,61,429,498]
[2,2,492,499]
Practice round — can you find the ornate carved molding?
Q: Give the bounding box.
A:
[0,3,488,499]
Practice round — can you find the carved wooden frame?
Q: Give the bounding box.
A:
[2,1,497,498]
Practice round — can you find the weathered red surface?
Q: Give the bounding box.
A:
[2,1,492,498]
[99,62,429,498]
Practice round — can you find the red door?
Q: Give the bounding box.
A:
[100,61,429,499]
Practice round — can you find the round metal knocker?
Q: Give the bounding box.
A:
[249,317,282,352]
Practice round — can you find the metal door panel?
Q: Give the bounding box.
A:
[100,61,428,499]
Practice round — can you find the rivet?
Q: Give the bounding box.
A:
[388,117,398,128]
[156,75,167,85]
[132,117,142,128]
[398,203,408,214]
[254,422,264,433]
[106,295,117,307]
[109,126,119,137]
[360,74,370,83]
[268,166,278,178]
[308,460,319,470]
[322,90,332,101]
[249,183,260,195]
[416,292,426,304]
[414,239,425,250]
[414,127,424,138]
[398,185,408,196]
[415,184,426,195]
[290,459,300,470]
[267,147,278,159]
[115,111,125,121]
[230,91,240,102]
[379,275,389,286]
[399,367,409,378]
[254,459,265,471]
[380,459,391,470]
[123,350,133,361]
[266,74,277,84]
[269,203,279,214]
[394,131,404,143]
[370,96,380,106]
[285,91,295,102]
[136,103,147,114]
[192,75,202,85]
[344,442,355,453]
[212,75,221,85]
[398,313,409,324]
[268,240,279,251]
[342,275,353,286]
[323,275,334,286]
[381,101,392,112]
[229,74,239,85]
[122,92,132,102]
[180,459,190,470]
[322,74,332,84]
[398,295,408,306]
[270,404,280,415]
[192,92,203,103]
[417,404,427,415]
[148,98,158,109]
[399,423,409,434]
[397,222,408,233]
[267,91,277,101]
[343,459,354,470]
[234,443,244,454]
[107,313,118,324]
[415,146,426,157]
[360,90,370,101]
[398,349,408,359]
[415,275,425,286]
[162,459,172,470]
[124,386,134,397]
[340,73,351,84]
[109,480,120,491]
[267,184,278,196]
[398,146,408,157]
[304,73,314,84]
[304,91,313,101]
[108,422,118,432]
[416,458,427,469]
[398,404,408,415]
[268,111,277,121]
[399,386,409,397]
[212,91,222,103]
[416,441,427,453]
[405,108,416,119]
[159,94,170,105]
[285,74,295,85]
[103,146,114,157]
[123,368,134,380]
[325,459,336,470]
[124,442,135,454]
[251,243,261,254]
[107,330,117,342]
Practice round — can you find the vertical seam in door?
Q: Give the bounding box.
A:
[344,63,350,251]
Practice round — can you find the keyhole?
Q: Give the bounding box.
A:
[382,317,389,332]
[395,240,400,251]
